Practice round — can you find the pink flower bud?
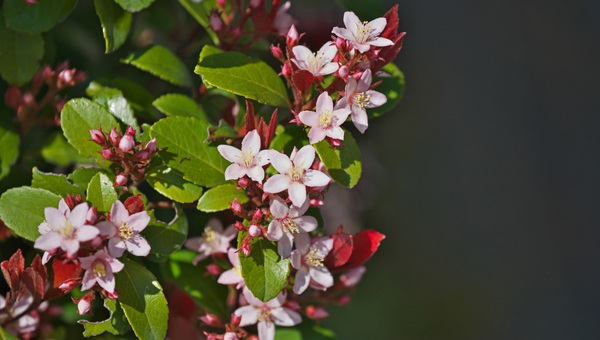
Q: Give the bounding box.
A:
[309,197,325,207]
[234,221,245,231]
[109,128,121,146]
[22,92,35,106]
[240,240,251,257]
[118,134,135,152]
[285,300,301,310]
[230,313,242,327]
[286,24,299,47]
[252,208,263,221]
[338,65,349,78]
[209,11,224,32]
[4,86,22,110]
[86,206,98,225]
[205,263,222,277]
[248,225,261,237]
[101,149,113,160]
[237,177,249,189]
[335,37,346,51]
[89,129,106,145]
[280,64,291,77]
[90,236,103,248]
[57,69,75,89]
[125,126,135,137]
[327,137,342,148]
[106,291,119,299]
[230,197,243,214]
[305,305,329,319]
[136,150,150,161]
[25,0,38,6]
[249,0,262,8]
[271,45,283,59]
[199,312,220,326]
[59,278,80,293]
[145,138,157,154]
[224,332,239,340]
[115,174,127,186]
[75,293,94,315]
[334,294,351,305]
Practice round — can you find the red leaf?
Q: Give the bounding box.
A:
[292,70,314,94]
[371,32,406,73]
[382,4,400,39]
[337,229,385,271]
[124,194,145,214]
[51,258,82,289]
[256,108,278,149]
[324,226,354,268]
[22,267,45,301]
[243,98,256,137]
[1,249,24,292]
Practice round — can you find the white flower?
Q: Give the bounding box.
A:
[291,42,339,77]
[298,91,351,144]
[290,237,334,295]
[217,248,244,289]
[184,218,237,265]
[263,145,330,207]
[337,69,387,133]
[218,130,270,183]
[332,11,393,53]
[79,248,124,294]
[234,287,301,340]
[96,200,151,258]
[273,1,295,34]
[267,196,317,258]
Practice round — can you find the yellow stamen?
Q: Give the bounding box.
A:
[60,221,73,236]
[319,109,333,127]
[288,166,304,181]
[258,307,272,322]
[239,148,254,167]
[307,249,324,267]
[354,92,371,109]
[202,226,216,243]
[283,218,300,234]
[119,223,134,240]
[93,263,106,278]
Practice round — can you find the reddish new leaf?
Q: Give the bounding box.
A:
[256,108,278,149]
[337,229,385,271]
[242,98,256,137]
[23,266,45,302]
[51,258,82,289]
[324,226,354,268]
[124,194,145,214]
[292,70,314,94]
[1,249,24,292]
[381,5,400,38]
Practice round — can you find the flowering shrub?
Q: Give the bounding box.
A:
[0,0,405,339]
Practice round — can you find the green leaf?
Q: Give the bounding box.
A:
[0,187,61,242]
[0,13,44,86]
[41,132,94,167]
[0,125,19,181]
[196,183,248,212]
[177,0,219,44]
[0,326,20,340]
[239,236,290,302]
[61,98,121,164]
[32,167,84,198]
[145,204,189,262]
[3,0,77,34]
[114,0,156,12]
[150,116,228,187]
[91,87,139,129]
[67,168,110,189]
[122,45,192,87]
[152,93,208,121]
[146,165,203,203]
[78,298,131,337]
[87,79,155,117]
[94,0,132,53]
[313,129,361,188]
[269,124,309,155]
[115,257,168,340]
[87,173,118,212]
[368,63,405,118]
[161,250,228,317]
[195,45,290,107]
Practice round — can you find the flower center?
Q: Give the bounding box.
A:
[93,263,106,278]
[240,148,254,167]
[119,223,134,240]
[282,218,300,234]
[202,226,216,243]
[258,307,273,322]
[307,248,324,267]
[233,265,242,277]
[288,166,304,181]
[354,92,371,109]
[60,221,73,236]
[355,22,373,44]
[319,109,333,127]
[307,52,324,73]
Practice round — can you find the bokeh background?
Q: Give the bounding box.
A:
[309,0,600,339]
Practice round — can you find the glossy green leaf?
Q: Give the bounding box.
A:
[368,63,405,118]
[0,187,61,242]
[149,116,228,187]
[32,167,84,198]
[79,298,131,337]
[114,0,156,12]
[61,98,121,164]
[269,124,309,155]
[195,45,290,107]
[115,258,168,340]
[87,173,117,212]
[3,0,77,34]
[122,45,192,87]
[146,165,203,203]
[91,87,139,129]
[41,132,94,167]
[94,0,132,53]
[177,0,219,44]
[145,204,189,262]
[87,79,155,117]
[197,183,248,212]
[152,93,208,121]
[0,13,44,86]
[239,236,290,302]
[0,125,19,181]
[161,250,228,316]
[67,168,110,189]
[314,129,361,188]
[0,326,20,340]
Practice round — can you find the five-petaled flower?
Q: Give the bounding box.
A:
[332,11,393,53]
[291,42,339,77]
[290,237,334,294]
[234,287,301,340]
[218,130,270,183]
[217,248,245,289]
[267,196,318,258]
[34,201,99,257]
[184,218,237,265]
[79,248,124,294]
[96,200,151,258]
[263,145,331,207]
[299,91,351,144]
[337,69,387,133]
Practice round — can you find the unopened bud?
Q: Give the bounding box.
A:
[118,134,135,152]
[86,207,98,225]
[285,300,301,310]
[199,312,220,326]
[42,66,54,84]
[205,263,222,277]
[109,128,121,146]
[305,305,329,319]
[240,240,251,257]
[335,37,346,51]
[59,278,80,293]
[89,129,106,145]
[100,149,113,160]
[237,176,249,189]
[210,11,224,32]
[309,197,325,207]
[335,294,351,305]
[248,225,261,237]
[230,313,242,327]
[234,221,245,231]
[338,65,349,78]
[224,332,239,340]
[286,24,299,47]
[230,197,243,214]
[115,174,127,186]
[340,266,366,287]
[57,69,75,89]
[75,293,94,315]
[106,291,119,299]
[56,97,67,112]
[216,0,226,8]
[125,126,136,137]
[90,235,103,248]
[145,138,157,154]
[252,208,263,221]
[280,64,291,77]
[271,45,283,59]
[327,137,342,148]
[136,150,150,161]
[22,92,35,106]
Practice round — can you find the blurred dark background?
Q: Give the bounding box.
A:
[312,0,600,339]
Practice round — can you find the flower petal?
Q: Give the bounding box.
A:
[368,17,387,36]
[298,110,319,127]
[111,200,129,226]
[291,45,312,64]
[331,27,354,41]
[126,234,151,256]
[128,211,151,232]
[225,160,248,179]
[45,208,66,231]
[217,145,242,163]
[218,269,243,285]
[316,92,333,115]
[272,307,302,326]
[269,196,289,219]
[308,128,327,144]
[343,11,361,35]
[309,266,334,288]
[69,203,89,227]
[366,90,387,108]
[369,36,394,47]
[277,233,293,258]
[241,130,261,154]
[76,225,99,242]
[61,238,80,255]
[246,165,265,183]
[351,106,368,133]
[293,267,310,294]
[258,321,275,340]
[108,237,126,258]
[263,174,291,194]
[357,69,373,92]
[96,271,116,293]
[293,145,315,170]
[96,221,116,237]
[302,170,330,187]
[295,216,318,233]
[110,258,125,273]
[288,182,307,207]
[267,220,283,241]
[33,232,62,252]
[294,232,310,252]
[290,249,302,269]
[268,151,293,174]
[327,126,345,140]
[80,269,96,291]
[319,62,339,76]
[235,305,258,326]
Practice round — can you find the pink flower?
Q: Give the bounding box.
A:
[273,1,295,34]
[263,146,330,207]
[332,11,393,53]
[79,248,124,293]
[34,202,99,257]
[291,43,339,77]
[217,248,244,289]
[290,237,334,295]
[96,200,151,258]
[340,266,366,287]
[218,130,270,183]
[184,219,237,265]
[267,196,317,258]
[234,288,301,340]
[337,69,387,133]
[298,91,351,144]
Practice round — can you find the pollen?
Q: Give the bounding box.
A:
[258,307,272,322]
[239,148,254,167]
[354,92,371,109]
[307,249,324,267]
[283,218,300,234]
[202,226,216,243]
[319,109,333,127]
[93,263,106,278]
[288,166,304,181]
[119,223,134,240]
[60,221,73,236]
